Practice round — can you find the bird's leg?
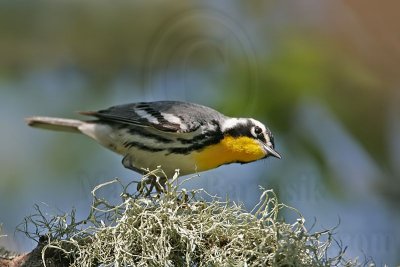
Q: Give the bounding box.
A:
[154,175,167,193]
[122,155,150,195]
[144,174,167,195]
[122,155,169,195]
[132,174,167,196]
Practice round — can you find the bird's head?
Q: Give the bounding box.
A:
[220,118,281,160]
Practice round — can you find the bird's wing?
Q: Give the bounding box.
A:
[80,101,226,133]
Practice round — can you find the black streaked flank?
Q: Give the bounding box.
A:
[167,131,224,155]
[177,120,220,145]
[122,125,174,144]
[120,129,224,155]
[124,141,165,152]
[177,132,212,144]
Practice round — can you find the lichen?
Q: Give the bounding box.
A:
[17,168,359,266]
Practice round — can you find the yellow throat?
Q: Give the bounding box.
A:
[194,135,265,171]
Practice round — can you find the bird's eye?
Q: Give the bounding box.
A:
[255,126,263,135]
[252,126,263,137]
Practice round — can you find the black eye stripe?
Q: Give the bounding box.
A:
[258,134,266,143]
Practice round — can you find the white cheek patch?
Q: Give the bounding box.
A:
[250,127,257,138]
[134,108,159,124]
[264,133,271,143]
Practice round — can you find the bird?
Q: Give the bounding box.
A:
[26,101,281,177]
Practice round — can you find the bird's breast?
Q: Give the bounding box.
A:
[194,135,265,171]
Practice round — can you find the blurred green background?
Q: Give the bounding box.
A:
[1,1,399,265]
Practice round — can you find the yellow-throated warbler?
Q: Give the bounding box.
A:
[26,101,281,176]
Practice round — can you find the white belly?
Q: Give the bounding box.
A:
[125,148,198,177]
[78,122,201,176]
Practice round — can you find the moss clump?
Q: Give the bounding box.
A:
[17,168,358,266]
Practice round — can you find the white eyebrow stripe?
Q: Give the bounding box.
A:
[221,118,248,132]
[134,108,159,124]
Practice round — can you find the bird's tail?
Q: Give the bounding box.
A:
[25,116,84,133]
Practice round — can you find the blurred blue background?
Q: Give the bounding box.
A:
[1,1,399,265]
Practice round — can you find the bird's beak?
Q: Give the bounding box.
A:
[264,145,282,159]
